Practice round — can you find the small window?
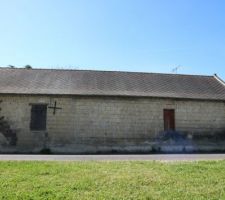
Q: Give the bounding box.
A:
[30,104,47,131]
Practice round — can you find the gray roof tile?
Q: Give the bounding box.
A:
[0,68,225,100]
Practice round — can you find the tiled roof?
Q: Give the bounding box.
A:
[0,68,225,100]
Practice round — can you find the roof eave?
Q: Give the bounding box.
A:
[0,92,224,102]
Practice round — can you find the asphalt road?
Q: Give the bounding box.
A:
[0,154,225,161]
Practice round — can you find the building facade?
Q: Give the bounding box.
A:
[0,68,225,153]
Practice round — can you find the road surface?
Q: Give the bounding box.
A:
[0,154,225,161]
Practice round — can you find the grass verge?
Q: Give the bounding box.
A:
[0,160,225,199]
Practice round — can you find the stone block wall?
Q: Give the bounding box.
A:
[0,95,224,153]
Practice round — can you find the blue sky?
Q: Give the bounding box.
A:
[0,0,225,78]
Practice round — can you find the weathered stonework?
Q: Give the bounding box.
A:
[0,95,225,153]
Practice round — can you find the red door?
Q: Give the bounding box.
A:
[164,109,175,131]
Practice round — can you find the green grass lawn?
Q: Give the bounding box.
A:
[0,161,225,200]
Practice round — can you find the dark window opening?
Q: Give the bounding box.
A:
[164,109,175,131]
[30,104,47,131]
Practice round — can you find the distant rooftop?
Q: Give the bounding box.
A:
[0,67,225,101]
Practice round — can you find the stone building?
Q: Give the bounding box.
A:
[0,67,225,153]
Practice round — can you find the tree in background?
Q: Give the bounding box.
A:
[24,65,32,69]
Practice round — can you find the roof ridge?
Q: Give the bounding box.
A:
[0,67,214,78]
